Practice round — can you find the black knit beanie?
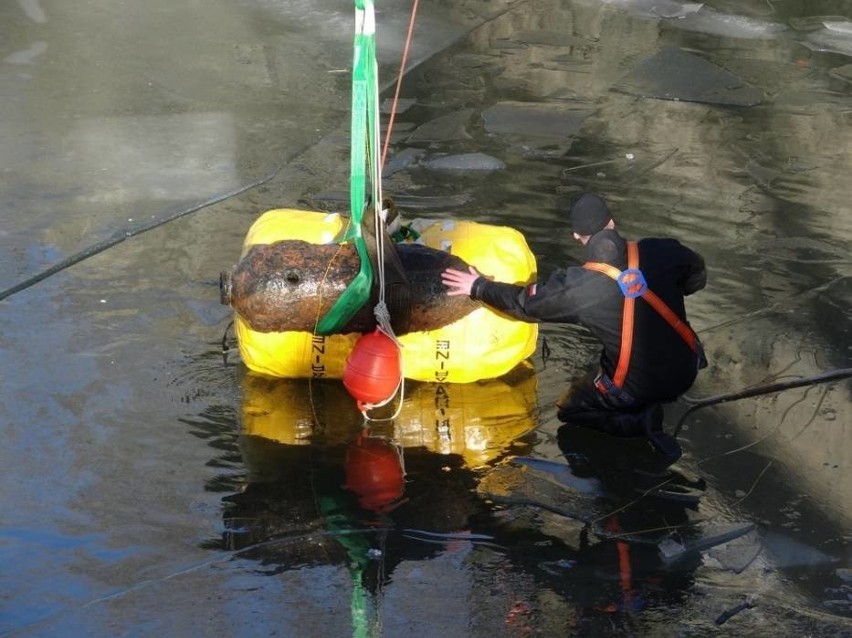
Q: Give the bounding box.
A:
[569,193,612,236]
[586,229,626,266]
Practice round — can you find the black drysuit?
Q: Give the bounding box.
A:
[470,231,706,445]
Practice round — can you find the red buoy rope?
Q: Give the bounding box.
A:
[380,0,420,171]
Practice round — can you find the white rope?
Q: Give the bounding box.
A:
[359,0,404,421]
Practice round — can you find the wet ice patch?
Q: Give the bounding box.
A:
[790,17,852,58]
[185,298,232,327]
[506,30,592,47]
[616,46,763,106]
[823,21,852,35]
[802,26,852,58]
[476,459,606,523]
[407,109,473,142]
[519,144,572,160]
[707,528,763,573]
[733,236,849,265]
[24,241,63,272]
[67,113,240,202]
[511,457,604,495]
[422,152,506,171]
[381,97,415,114]
[667,10,787,39]
[829,64,852,84]
[382,148,425,177]
[762,531,840,567]
[602,0,784,38]
[653,2,704,19]
[311,190,471,211]
[658,522,755,564]
[789,16,851,32]
[600,0,702,20]
[17,0,46,23]
[482,102,593,138]
[4,41,47,65]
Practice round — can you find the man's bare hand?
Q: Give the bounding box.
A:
[441,266,481,297]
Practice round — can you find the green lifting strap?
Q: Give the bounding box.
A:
[315,0,379,335]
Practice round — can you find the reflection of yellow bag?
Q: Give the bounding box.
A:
[240,363,538,469]
[392,364,539,468]
[234,209,538,383]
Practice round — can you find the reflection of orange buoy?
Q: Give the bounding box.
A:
[342,329,401,411]
[344,432,406,513]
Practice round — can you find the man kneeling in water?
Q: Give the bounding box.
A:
[441,192,707,464]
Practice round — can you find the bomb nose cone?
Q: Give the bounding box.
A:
[220,270,233,306]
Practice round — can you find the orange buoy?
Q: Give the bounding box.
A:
[342,329,401,410]
[344,432,406,513]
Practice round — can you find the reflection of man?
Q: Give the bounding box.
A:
[442,193,707,463]
[491,423,706,622]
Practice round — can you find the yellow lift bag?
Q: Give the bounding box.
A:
[233,209,538,383]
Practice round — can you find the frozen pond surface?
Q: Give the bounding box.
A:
[1,0,850,635]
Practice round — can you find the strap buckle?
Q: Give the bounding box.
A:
[594,371,634,404]
[617,268,647,298]
[594,371,618,395]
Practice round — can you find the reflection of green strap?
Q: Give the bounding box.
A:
[315,0,378,335]
[317,494,371,637]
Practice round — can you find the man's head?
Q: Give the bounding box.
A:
[569,193,614,244]
[586,229,626,266]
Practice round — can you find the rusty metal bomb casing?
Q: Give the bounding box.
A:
[220,239,479,335]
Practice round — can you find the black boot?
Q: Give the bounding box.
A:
[641,404,682,465]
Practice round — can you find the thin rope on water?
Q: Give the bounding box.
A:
[10,524,397,636]
[588,461,761,540]
[590,454,773,543]
[0,167,285,302]
[673,367,851,435]
[592,368,849,535]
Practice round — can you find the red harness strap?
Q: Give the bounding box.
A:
[584,241,699,389]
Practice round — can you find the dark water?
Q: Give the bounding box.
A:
[2,0,851,636]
